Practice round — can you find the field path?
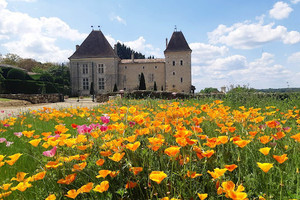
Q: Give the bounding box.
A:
[0,98,102,120]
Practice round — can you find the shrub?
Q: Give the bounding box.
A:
[7,68,26,80]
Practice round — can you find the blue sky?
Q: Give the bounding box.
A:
[1,0,300,91]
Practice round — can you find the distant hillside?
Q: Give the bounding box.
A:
[258,88,300,93]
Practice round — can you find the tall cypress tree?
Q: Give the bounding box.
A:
[153,81,157,91]
[139,73,146,90]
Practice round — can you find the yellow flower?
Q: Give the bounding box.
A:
[29,138,41,147]
[259,147,271,156]
[197,193,208,200]
[257,162,273,173]
[164,146,181,157]
[94,181,109,193]
[207,168,227,179]
[45,194,56,200]
[149,171,167,184]
[108,152,125,162]
[5,153,22,166]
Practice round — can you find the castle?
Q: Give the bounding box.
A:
[69,30,192,96]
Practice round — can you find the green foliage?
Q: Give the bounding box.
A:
[7,68,27,80]
[90,82,95,95]
[153,81,157,91]
[1,53,21,66]
[116,42,145,59]
[113,83,118,92]
[39,73,54,82]
[3,79,43,94]
[200,87,219,94]
[138,73,146,90]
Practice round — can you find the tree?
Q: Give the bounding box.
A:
[116,42,145,59]
[2,53,21,66]
[90,82,94,95]
[191,85,196,94]
[113,83,118,92]
[153,81,157,91]
[139,73,146,90]
[17,58,42,72]
[200,87,219,94]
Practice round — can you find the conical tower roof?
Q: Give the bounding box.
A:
[69,30,118,59]
[164,31,192,53]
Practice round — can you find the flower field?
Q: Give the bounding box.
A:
[0,98,300,200]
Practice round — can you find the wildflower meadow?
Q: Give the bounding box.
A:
[0,95,300,200]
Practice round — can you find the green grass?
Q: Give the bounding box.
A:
[0,96,300,199]
[0,98,11,102]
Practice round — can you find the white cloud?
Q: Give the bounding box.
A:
[8,0,36,2]
[288,52,300,63]
[0,0,7,9]
[110,15,127,25]
[269,2,293,20]
[0,0,87,62]
[208,21,300,49]
[123,37,161,57]
[189,42,229,65]
[291,0,300,4]
[192,52,297,90]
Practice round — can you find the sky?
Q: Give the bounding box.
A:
[0,0,300,91]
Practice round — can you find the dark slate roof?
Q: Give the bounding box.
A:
[164,31,192,52]
[69,30,118,59]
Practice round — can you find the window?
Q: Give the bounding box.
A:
[155,66,158,69]
[125,66,127,69]
[180,60,183,66]
[173,72,176,75]
[99,78,105,90]
[142,66,145,69]
[172,61,175,66]
[82,64,88,74]
[172,85,175,88]
[138,74,141,81]
[148,74,154,83]
[83,78,89,90]
[123,75,126,83]
[181,77,183,83]
[98,64,104,74]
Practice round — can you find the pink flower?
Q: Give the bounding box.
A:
[129,121,136,127]
[14,132,23,138]
[1,110,4,113]
[3,124,10,127]
[6,141,14,147]
[0,138,7,143]
[100,125,108,132]
[101,116,110,124]
[43,146,57,157]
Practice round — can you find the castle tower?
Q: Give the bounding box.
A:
[164,31,192,93]
[69,30,119,96]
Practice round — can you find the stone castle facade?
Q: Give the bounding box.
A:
[69,30,192,96]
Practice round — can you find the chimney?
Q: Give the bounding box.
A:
[166,38,168,48]
[131,52,134,62]
[76,45,80,50]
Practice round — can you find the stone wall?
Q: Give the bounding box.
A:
[0,93,63,104]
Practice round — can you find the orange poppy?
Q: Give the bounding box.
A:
[126,141,141,151]
[233,140,251,148]
[129,167,143,175]
[186,171,202,178]
[96,170,111,178]
[65,189,78,199]
[28,139,41,147]
[33,171,46,181]
[125,181,137,189]
[93,181,109,193]
[164,146,181,157]
[45,161,63,169]
[57,173,77,185]
[259,136,271,144]
[273,154,288,164]
[11,172,28,182]
[225,164,238,172]
[207,168,227,179]
[72,162,87,172]
[96,159,105,166]
[257,162,273,173]
[45,194,56,200]
[291,133,300,142]
[0,183,12,191]
[78,182,93,193]
[5,153,22,166]
[259,147,271,156]
[108,152,125,162]
[149,171,167,184]
[197,193,208,200]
